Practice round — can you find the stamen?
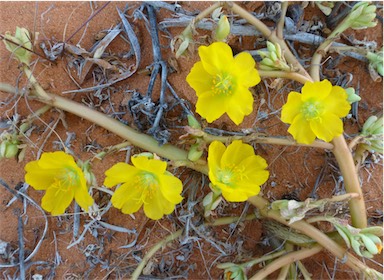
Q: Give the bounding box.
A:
[212,73,234,96]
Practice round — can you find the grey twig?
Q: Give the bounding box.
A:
[0,181,48,269]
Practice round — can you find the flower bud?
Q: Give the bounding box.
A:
[187,114,201,129]
[0,140,19,158]
[188,142,204,161]
[3,27,32,65]
[367,51,383,77]
[361,234,379,255]
[348,2,377,30]
[345,87,361,103]
[215,15,231,41]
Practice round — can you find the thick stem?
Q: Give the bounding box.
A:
[332,136,366,228]
[249,245,323,280]
[258,70,312,84]
[202,132,334,150]
[38,93,209,174]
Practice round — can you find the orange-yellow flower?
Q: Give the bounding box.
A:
[25,151,94,215]
[208,140,269,202]
[186,42,260,125]
[281,80,351,144]
[104,155,183,220]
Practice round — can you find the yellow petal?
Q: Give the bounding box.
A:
[131,156,167,175]
[221,187,249,202]
[25,161,56,190]
[310,114,343,142]
[121,198,143,215]
[74,187,94,211]
[233,52,260,87]
[221,140,254,167]
[239,155,269,186]
[226,87,253,125]
[186,61,212,96]
[198,42,233,75]
[281,91,303,124]
[301,80,332,101]
[41,183,75,215]
[229,181,260,200]
[196,91,228,123]
[37,151,77,170]
[111,181,143,210]
[104,162,139,188]
[143,190,174,220]
[208,141,226,179]
[288,114,316,144]
[323,86,351,118]
[158,174,183,204]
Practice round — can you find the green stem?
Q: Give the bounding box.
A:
[258,70,312,84]
[331,136,366,228]
[297,260,313,280]
[243,250,287,269]
[309,13,351,81]
[276,1,288,39]
[92,141,131,161]
[131,229,183,280]
[249,245,322,280]
[202,132,334,150]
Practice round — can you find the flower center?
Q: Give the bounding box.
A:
[301,100,322,120]
[60,167,79,187]
[212,73,234,96]
[138,172,158,203]
[217,165,243,187]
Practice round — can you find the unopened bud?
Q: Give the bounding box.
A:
[3,27,32,65]
[215,15,230,41]
[188,142,203,162]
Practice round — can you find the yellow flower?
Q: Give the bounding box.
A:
[186,42,260,125]
[281,80,351,144]
[25,151,94,215]
[208,140,269,202]
[104,155,183,220]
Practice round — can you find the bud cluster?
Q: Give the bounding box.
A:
[359,116,383,154]
[334,221,383,258]
[257,41,291,71]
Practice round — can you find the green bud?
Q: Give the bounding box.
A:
[215,15,231,41]
[203,188,223,217]
[4,27,32,65]
[345,87,361,103]
[261,57,275,67]
[257,50,268,59]
[361,234,379,255]
[175,38,190,59]
[0,140,19,159]
[266,41,276,53]
[275,42,282,59]
[269,50,278,62]
[362,116,378,133]
[188,143,203,161]
[366,51,383,77]
[187,114,201,129]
